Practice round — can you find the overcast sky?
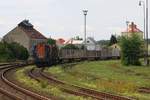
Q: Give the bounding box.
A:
[0,0,150,40]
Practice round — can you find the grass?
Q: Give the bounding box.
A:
[15,66,93,100]
[45,60,150,100]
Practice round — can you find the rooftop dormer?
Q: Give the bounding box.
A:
[18,20,33,29]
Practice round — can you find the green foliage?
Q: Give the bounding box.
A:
[8,42,29,60]
[47,38,56,45]
[40,79,49,88]
[62,44,79,49]
[109,35,117,46]
[15,66,88,100]
[148,39,150,44]
[0,42,29,61]
[0,42,14,61]
[120,34,144,65]
[97,40,109,46]
[46,60,150,99]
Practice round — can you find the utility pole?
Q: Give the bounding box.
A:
[139,0,149,65]
[139,1,146,40]
[126,21,130,31]
[83,10,88,50]
[139,0,147,64]
[145,0,149,65]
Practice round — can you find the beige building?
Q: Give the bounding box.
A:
[3,20,47,55]
[122,22,143,39]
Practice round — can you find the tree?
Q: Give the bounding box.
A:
[47,38,56,45]
[109,35,117,46]
[97,40,109,46]
[62,44,79,49]
[0,42,14,61]
[7,42,29,60]
[0,42,29,61]
[120,34,144,65]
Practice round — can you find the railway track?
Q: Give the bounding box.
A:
[0,64,52,100]
[0,64,23,100]
[29,67,134,100]
[138,87,150,93]
[28,67,101,100]
[0,88,22,100]
[0,63,10,66]
[40,69,134,100]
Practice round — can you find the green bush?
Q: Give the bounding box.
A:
[62,44,79,49]
[47,38,56,45]
[0,42,29,61]
[120,34,144,65]
[7,42,29,60]
[0,42,14,61]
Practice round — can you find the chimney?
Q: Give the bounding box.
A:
[129,22,136,33]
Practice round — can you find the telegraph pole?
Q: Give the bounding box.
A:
[139,0,149,65]
[83,10,88,49]
[139,0,147,64]
[126,21,130,31]
[139,1,146,40]
[145,0,149,65]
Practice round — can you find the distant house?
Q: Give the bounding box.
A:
[121,22,143,39]
[65,38,83,48]
[110,44,120,50]
[56,38,66,49]
[110,43,120,57]
[65,37,101,51]
[85,37,96,50]
[3,20,47,55]
[85,37,101,51]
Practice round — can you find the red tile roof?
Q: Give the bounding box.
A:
[18,20,47,39]
[122,22,143,33]
[20,27,47,39]
[56,38,65,44]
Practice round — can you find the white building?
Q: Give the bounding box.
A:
[65,37,101,51]
[84,37,101,51]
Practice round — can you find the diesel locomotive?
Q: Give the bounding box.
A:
[33,42,120,67]
[33,43,59,67]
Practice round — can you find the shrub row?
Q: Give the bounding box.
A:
[0,42,29,61]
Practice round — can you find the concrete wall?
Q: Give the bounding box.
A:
[3,27,30,51]
[3,27,47,55]
[3,27,47,56]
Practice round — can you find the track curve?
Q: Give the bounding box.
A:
[0,64,23,100]
[0,64,52,100]
[29,67,134,100]
[28,67,102,100]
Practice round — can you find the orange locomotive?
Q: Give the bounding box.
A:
[33,43,59,67]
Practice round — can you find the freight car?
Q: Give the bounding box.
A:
[59,48,120,61]
[33,43,120,67]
